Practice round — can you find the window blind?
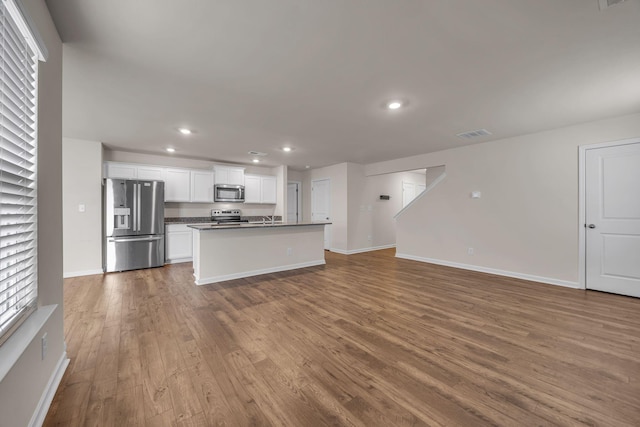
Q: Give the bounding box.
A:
[0,0,39,346]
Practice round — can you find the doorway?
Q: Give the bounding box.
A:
[580,139,640,297]
[311,178,332,250]
[287,181,301,223]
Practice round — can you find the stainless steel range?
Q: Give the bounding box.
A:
[211,209,249,224]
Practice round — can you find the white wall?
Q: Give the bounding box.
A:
[366,112,640,286]
[0,1,66,426]
[62,138,103,277]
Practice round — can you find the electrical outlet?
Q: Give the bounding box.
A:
[468,247,474,255]
[41,332,48,360]
[78,203,86,212]
[286,247,293,256]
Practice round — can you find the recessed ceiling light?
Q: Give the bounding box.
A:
[282,146,292,152]
[178,128,192,135]
[166,147,176,153]
[386,100,403,110]
[252,159,260,163]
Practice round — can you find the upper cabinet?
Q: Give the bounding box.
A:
[104,162,215,203]
[164,168,191,202]
[191,170,214,203]
[214,165,245,186]
[104,162,275,205]
[244,174,277,204]
[104,162,138,179]
[104,162,163,180]
[137,165,164,181]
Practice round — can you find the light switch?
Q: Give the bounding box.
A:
[78,203,86,212]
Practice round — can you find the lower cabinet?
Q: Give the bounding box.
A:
[165,224,193,263]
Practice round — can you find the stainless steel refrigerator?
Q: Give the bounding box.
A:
[103,179,165,272]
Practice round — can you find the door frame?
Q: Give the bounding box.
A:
[287,181,302,222]
[311,177,332,250]
[578,136,640,290]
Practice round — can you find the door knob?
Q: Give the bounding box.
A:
[588,224,596,229]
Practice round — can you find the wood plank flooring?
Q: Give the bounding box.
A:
[44,249,640,426]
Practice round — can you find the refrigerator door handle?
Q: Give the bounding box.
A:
[108,236,164,243]
[132,182,137,232]
[137,183,142,232]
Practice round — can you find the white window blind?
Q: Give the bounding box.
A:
[0,0,39,346]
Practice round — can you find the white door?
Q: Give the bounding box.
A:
[287,183,299,222]
[312,178,331,250]
[402,182,415,208]
[585,141,640,297]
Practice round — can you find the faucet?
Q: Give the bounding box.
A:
[262,215,275,224]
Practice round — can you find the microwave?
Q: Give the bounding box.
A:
[214,184,245,202]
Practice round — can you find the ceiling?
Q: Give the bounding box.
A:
[46,0,640,170]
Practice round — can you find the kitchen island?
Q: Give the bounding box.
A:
[188,222,330,285]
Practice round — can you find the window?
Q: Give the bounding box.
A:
[0,0,46,346]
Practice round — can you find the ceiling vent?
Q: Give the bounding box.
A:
[456,129,492,140]
[248,150,268,156]
[598,0,627,10]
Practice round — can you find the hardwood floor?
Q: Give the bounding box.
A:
[44,249,640,426]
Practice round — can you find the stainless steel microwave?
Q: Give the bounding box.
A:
[214,184,245,202]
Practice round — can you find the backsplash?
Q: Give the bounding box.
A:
[164,202,276,218]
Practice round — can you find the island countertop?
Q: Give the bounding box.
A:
[188,221,331,231]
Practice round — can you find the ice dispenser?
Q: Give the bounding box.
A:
[114,207,131,230]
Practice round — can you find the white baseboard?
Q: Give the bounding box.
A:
[29,351,70,427]
[63,269,103,278]
[165,257,193,265]
[395,253,580,289]
[330,244,396,255]
[195,259,326,285]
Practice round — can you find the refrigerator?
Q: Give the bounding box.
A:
[103,178,165,272]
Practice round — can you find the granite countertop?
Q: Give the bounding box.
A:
[188,221,331,231]
[166,216,283,224]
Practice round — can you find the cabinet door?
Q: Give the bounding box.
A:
[213,168,229,185]
[165,224,193,262]
[228,168,245,186]
[261,176,277,204]
[191,171,214,202]
[137,166,164,181]
[105,162,137,179]
[244,175,261,203]
[164,168,191,202]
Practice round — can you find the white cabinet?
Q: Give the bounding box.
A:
[261,176,277,204]
[165,224,193,263]
[191,171,214,203]
[214,165,245,186]
[244,174,277,204]
[104,162,163,180]
[137,165,164,181]
[244,175,261,203]
[164,168,191,202]
[104,162,138,179]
